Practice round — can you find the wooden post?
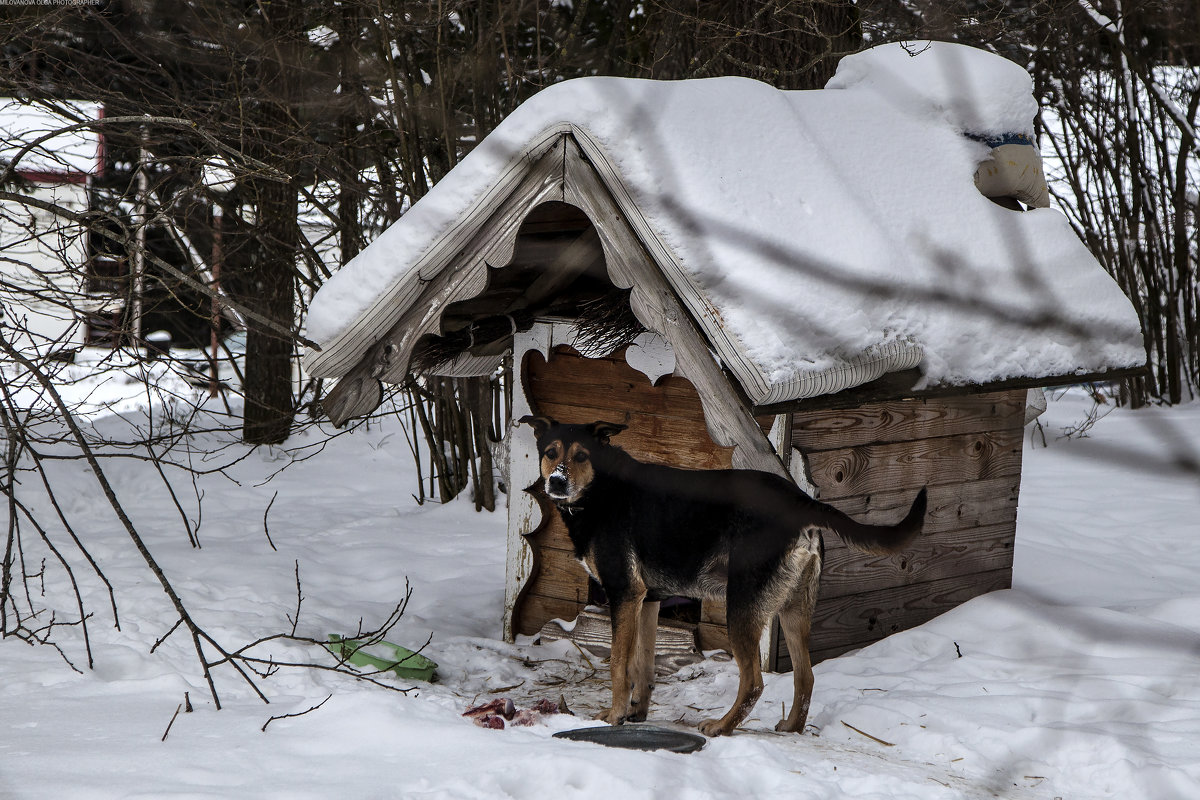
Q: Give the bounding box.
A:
[131,125,149,349]
[209,206,222,397]
[502,322,554,642]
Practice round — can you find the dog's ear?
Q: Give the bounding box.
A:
[518,415,555,439]
[586,421,627,445]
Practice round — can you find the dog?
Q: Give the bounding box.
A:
[520,415,927,737]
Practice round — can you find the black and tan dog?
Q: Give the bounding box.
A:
[521,415,927,737]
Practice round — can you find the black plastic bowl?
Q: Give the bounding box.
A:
[552,724,706,753]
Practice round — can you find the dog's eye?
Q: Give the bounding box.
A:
[573,451,588,463]
[544,448,558,460]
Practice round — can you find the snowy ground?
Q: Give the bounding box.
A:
[0,372,1198,799]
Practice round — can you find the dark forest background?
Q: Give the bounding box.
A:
[1,0,1196,495]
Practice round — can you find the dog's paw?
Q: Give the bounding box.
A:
[774,718,802,733]
[593,707,628,726]
[698,718,732,737]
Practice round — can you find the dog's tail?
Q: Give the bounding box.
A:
[816,488,927,555]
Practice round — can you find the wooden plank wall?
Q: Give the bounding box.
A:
[514,344,737,648]
[780,390,1027,668]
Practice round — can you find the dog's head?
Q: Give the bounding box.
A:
[519,416,627,504]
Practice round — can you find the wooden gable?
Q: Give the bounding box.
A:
[323,132,787,476]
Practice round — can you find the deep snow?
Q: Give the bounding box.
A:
[0,377,1197,799]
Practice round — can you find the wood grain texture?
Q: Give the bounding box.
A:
[519,594,591,636]
[700,598,727,626]
[781,568,1014,669]
[697,621,732,654]
[784,391,1026,667]
[819,476,1020,533]
[532,544,593,600]
[819,522,1015,599]
[539,609,700,659]
[524,345,737,469]
[508,138,788,651]
[805,427,1023,500]
[791,391,1026,451]
[525,349,715,414]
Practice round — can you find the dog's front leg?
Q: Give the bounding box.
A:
[599,593,645,726]
[627,599,660,722]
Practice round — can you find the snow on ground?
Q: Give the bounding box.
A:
[0,373,1198,799]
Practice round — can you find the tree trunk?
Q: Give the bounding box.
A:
[241,0,302,445]
[242,171,298,445]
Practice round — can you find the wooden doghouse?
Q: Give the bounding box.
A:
[304,60,1145,670]
[504,320,1030,667]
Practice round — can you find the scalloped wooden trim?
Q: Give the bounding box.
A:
[320,138,567,426]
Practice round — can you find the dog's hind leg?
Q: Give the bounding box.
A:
[627,600,660,722]
[774,551,821,733]
[698,604,767,737]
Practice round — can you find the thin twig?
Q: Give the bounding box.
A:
[145,441,200,549]
[287,560,302,636]
[261,694,332,732]
[150,617,185,654]
[162,703,183,742]
[0,337,265,709]
[841,720,895,747]
[262,492,279,551]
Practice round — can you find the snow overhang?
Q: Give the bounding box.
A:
[305,43,1146,415]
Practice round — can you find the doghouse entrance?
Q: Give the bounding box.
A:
[535,574,705,666]
[583,579,701,625]
[512,342,747,658]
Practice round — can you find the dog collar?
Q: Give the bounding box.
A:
[554,500,582,516]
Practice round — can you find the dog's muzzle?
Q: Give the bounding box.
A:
[546,464,569,499]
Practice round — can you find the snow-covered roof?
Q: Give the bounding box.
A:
[305,42,1144,406]
[0,99,102,178]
